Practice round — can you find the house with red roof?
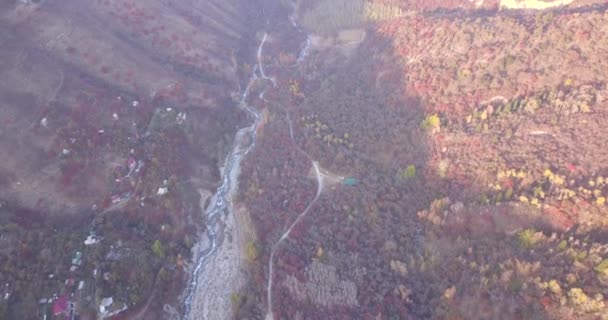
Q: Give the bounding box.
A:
[52,296,69,317]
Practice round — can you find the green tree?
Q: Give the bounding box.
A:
[595,259,608,276]
[401,165,416,179]
[245,241,259,262]
[421,114,440,132]
[152,240,165,258]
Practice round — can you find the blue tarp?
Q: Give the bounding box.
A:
[342,178,358,186]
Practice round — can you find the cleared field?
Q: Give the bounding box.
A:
[501,0,575,9]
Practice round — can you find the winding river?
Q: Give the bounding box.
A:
[181,7,312,320]
[181,38,264,319]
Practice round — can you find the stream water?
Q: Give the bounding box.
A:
[181,37,264,320]
[181,6,312,319]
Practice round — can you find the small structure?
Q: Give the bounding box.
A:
[342,177,358,186]
[65,277,76,287]
[84,233,101,245]
[99,297,128,318]
[127,157,137,171]
[71,251,83,266]
[99,297,113,314]
[111,194,122,204]
[3,283,9,300]
[52,296,69,317]
[157,187,169,196]
[38,298,50,320]
[177,112,187,124]
[110,192,131,204]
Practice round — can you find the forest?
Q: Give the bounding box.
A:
[233,0,608,319]
[2,0,608,319]
[0,0,261,319]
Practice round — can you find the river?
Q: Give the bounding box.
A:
[181,6,311,320]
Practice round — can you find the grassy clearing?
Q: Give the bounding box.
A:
[302,0,366,35]
[301,0,404,35]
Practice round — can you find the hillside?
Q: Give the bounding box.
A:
[233,0,608,319]
[3,0,608,319]
[0,0,260,319]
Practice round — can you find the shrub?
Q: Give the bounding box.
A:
[548,280,562,295]
[401,165,416,179]
[595,259,608,276]
[152,240,165,258]
[245,241,259,262]
[517,229,540,249]
[568,288,588,306]
[437,159,449,178]
[421,114,440,132]
[231,293,242,308]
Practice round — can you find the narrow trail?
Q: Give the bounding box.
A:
[262,15,326,320]
[265,160,323,320]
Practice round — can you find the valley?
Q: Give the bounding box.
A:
[2,0,608,319]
